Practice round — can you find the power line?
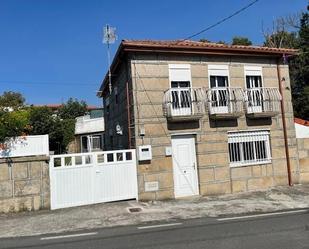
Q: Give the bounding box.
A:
[181,0,260,41]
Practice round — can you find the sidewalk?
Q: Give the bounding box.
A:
[0,184,308,238]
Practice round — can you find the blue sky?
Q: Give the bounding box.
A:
[0,0,307,106]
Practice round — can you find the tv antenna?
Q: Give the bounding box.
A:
[103,24,117,93]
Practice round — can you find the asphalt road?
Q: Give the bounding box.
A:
[1,209,309,249]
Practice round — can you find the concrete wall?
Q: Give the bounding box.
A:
[129,54,299,200]
[0,156,50,213]
[296,138,309,183]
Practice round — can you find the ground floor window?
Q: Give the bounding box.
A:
[228,130,271,167]
[81,134,104,152]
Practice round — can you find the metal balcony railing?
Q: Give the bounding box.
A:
[163,87,205,121]
[206,87,245,118]
[245,87,281,117]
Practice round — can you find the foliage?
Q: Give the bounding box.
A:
[232,36,252,46]
[28,99,88,154]
[0,91,25,110]
[263,31,299,48]
[289,11,309,120]
[199,38,211,43]
[0,92,89,154]
[58,98,87,120]
[0,109,31,144]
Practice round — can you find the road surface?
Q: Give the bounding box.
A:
[1,209,308,249]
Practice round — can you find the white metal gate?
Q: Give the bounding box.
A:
[49,149,138,210]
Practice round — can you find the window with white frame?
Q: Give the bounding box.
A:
[208,65,229,111]
[81,134,104,152]
[228,130,271,167]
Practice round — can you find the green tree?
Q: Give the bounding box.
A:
[0,109,31,144]
[58,98,87,120]
[232,36,252,46]
[0,91,25,110]
[263,31,299,48]
[289,11,309,119]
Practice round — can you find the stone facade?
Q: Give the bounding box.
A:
[102,49,300,201]
[0,156,50,213]
[296,138,309,183]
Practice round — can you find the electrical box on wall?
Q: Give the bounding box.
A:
[138,145,152,161]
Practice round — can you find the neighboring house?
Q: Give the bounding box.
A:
[68,108,105,153]
[295,118,309,138]
[98,40,300,200]
[34,104,104,153]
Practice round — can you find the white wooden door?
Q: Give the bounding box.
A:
[172,135,199,198]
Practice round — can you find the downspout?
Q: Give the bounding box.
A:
[276,58,293,186]
[126,81,132,149]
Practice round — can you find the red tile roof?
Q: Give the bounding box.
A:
[122,39,298,55]
[294,118,309,126]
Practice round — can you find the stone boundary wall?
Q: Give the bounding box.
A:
[0,156,50,213]
[297,138,309,183]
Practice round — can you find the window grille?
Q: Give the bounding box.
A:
[228,130,271,167]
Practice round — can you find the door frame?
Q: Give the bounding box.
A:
[171,134,199,198]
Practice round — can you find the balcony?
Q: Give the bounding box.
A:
[163,88,205,121]
[245,87,281,118]
[206,87,245,119]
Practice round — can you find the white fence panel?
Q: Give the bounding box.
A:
[0,135,49,158]
[49,150,137,210]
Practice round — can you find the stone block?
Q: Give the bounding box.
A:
[247,177,273,191]
[303,139,309,150]
[200,182,231,196]
[0,181,13,198]
[158,172,174,189]
[273,176,289,186]
[252,166,262,177]
[144,173,159,182]
[199,168,215,183]
[0,165,10,181]
[272,148,286,159]
[300,172,309,183]
[12,162,28,179]
[14,180,41,197]
[156,190,174,200]
[0,197,33,213]
[33,196,41,210]
[138,192,156,201]
[30,161,42,179]
[214,167,230,181]
[298,150,308,159]
[272,161,288,175]
[232,180,247,193]
[231,167,252,179]
[198,153,229,167]
[299,158,309,172]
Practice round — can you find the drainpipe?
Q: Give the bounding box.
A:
[126,81,132,149]
[277,58,293,186]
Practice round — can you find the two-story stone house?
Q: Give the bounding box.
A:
[98,40,300,200]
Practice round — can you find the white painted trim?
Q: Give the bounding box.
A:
[170,132,198,136]
[168,64,191,69]
[208,64,230,87]
[172,135,199,198]
[168,64,192,87]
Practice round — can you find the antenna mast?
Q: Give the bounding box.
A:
[103,24,117,94]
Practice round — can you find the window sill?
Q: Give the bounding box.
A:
[230,159,272,168]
